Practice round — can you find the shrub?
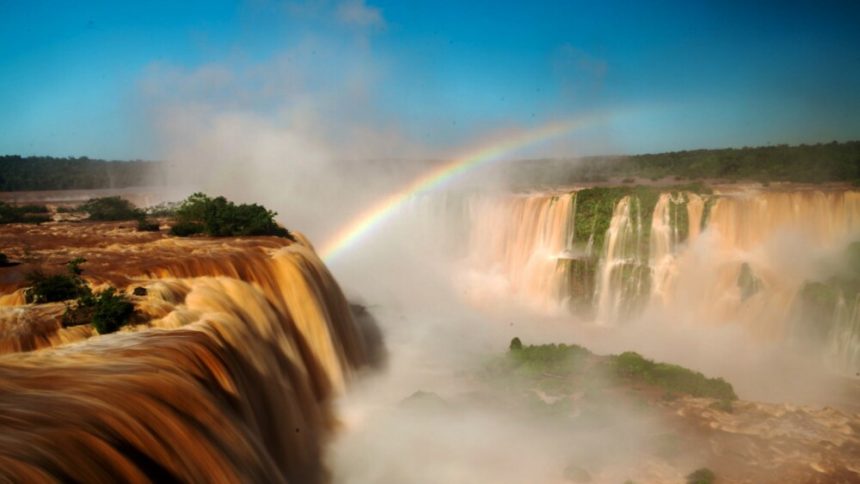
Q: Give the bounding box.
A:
[686,468,716,484]
[136,218,160,232]
[90,288,135,334]
[80,196,142,221]
[171,192,291,238]
[169,221,205,236]
[24,258,91,303]
[612,351,737,401]
[509,337,523,351]
[17,204,49,213]
[507,341,591,376]
[0,201,51,224]
[64,287,135,334]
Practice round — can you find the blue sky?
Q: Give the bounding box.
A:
[0,0,858,159]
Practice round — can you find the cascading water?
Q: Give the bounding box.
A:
[595,196,644,322]
[0,236,379,482]
[457,186,860,372]
[460,193,574,310]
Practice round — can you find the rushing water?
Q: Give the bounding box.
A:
[0,238,378,482]
[451,187,860,372]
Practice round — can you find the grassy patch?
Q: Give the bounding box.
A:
[508,341,592,376]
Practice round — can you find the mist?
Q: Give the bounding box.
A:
[137,43,860,478]
[122,4,860,481]
[3,1,860,482]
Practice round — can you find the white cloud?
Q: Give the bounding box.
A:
[335,0,385,29]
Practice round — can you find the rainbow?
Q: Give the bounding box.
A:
[319,115,605,262]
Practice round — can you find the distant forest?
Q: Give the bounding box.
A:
[508,140,860,187]
[0,156,165,191]
[1,141,859,192]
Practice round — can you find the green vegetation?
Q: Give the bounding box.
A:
[16,204,49,214]
[169,221,205,236]
[24,258,138,334]
[136,218,160,232]
[63,287,136,334]
[3,142,857,193]
[558,257,598,312]
[794,241,860,345]
[509,141,860,186]
[89,288,135,334]
[170,192,290,238]
[80,196,143,221]
[497,340,740,403]
[0,201,51,224]
[481,339,594,403]
[686,468,716,484]
[482,339,739,426]
[572,186,629,253]
[0,155,163,191]
[611,351,737,401]
[567,185,711,315]
[24,258,90,303]
[507,340,591,376]
[77,196,162,230]
[737,262,761,301]
[625,142,859,183]
[700,196,717,230]
[572,185,710,257]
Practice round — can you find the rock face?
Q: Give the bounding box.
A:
[0,221,380,482]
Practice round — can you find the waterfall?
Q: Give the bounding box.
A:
[594,196,649,323]
[463,192,574,310]
[0,237,378,482]
[458,187,860,372]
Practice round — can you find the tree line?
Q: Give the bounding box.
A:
[3,141,859,192]
[505,141,860,187]
[0,156,165,191]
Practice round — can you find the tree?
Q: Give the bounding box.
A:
[24,258,91,303]
[170,192,291,238]
[80,196,143,221]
